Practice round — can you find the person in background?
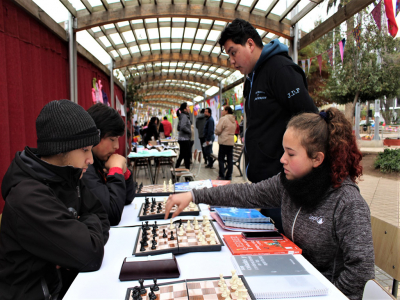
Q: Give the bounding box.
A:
[161,116,172,138]
[215,106,236,180]
[165,108,375,300]
[134,121,140,136]
[196,109,207,163]
[83,103,135,226]
[143,117,159,146]
[156,117,164,138]
[234,116,240,142]
[175,102,192,170]
[203,107,215,169]
[0,100,110,300]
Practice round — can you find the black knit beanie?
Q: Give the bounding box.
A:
[36,100,100,156]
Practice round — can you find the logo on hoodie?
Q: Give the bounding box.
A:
[309,216,325,224]
[254,91,267,101]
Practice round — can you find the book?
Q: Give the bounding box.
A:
[174,179,213,192]
[210,212,276,232]
[223,234,302,255]
[214,207,271,223]
[231,254,328,299]
[211,180,231,187]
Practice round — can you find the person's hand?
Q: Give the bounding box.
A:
[206,141,210,145]
[105,154,127,173]
[164,192,193,219]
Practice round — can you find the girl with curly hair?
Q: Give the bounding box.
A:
[165,107,374,300]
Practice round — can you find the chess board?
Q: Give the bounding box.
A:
[125,276,256,300]
[133,220,223,256]
[138,199,200,221]
[137,185,174,197]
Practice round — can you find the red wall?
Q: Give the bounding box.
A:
[0,0,125,213]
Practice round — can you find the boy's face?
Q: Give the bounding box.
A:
[92,135,120,161]
[224,38,255,75]
[62,146,94,179]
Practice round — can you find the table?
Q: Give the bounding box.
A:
[64,197,349,300]
[128,150,177,184]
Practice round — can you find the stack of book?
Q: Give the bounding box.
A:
[211,207,275,231]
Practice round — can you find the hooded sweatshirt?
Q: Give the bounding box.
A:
[177,111,191,141]
[196,113,207,138]
[0,147,110,300]
[243,39,318,183]
[215,114,236,146]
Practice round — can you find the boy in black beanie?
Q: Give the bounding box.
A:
[0,100,110,300]
[82,103,135,226]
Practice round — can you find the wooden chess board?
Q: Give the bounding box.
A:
[137,184,174,197]
[133,220,223,256]
[125,276,256,300]
[138,199,200,221]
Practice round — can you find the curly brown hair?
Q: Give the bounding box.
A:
[287,107,362,188]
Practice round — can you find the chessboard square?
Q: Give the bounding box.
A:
[160,285,174,293]
[189,288,203,296]
[188,296,206,300]
[189,242,199,246]
[201,281,217,288]
[203,295,220,300]
[187,282,201,289]
[201,288,217,295]
[173,290,188,298]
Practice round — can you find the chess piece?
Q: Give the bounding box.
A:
[162,229,167,238]
[170,231,175,240]
[151,242,156,250]
[231,270,239,286]
[153,221,158,229]
[197,232,203,240]
[152,235,157,245]
[163,197,167,204]
[225,294,232,300]
[152,278,159,291]
[168,179,173,191]
[210,235,216,245]
[221,283,228,297]
[219,274,225,286]
[186,220,192,230]
[189,201,195,208]
[201,238,208,245]
[145,221,150,230]
[234,279,243,296]
[169,219,174,230]
[194,219,199,230]
[148,286,156,300]
[178,226,185,236]
[163,181,167,192]
[138,279,146,295]
[139,241,146,251]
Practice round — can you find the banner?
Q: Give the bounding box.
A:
[384,0,398,37]
[352,24,361,50]
[372,1,382,31]
[307,58,312,74]
[327,48,333,66]
[339,38,346,63]
[317,55,322,75]
[301,60,306,73]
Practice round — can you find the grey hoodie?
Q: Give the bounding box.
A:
[177,112,191,141]
[192,174,375,300]
[196,113,207,138]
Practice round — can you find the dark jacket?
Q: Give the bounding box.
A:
[0,147,110,300]
[204,115,215,142]
[177,112,191,140]
[243,39,318,183]
[82,154,135,226]
[191,175,375,300]
[195,113,207,138]
[143,124,159,146]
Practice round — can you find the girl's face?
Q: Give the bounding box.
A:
[280,128,323,180]
[62,146,94,178]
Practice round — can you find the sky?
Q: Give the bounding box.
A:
[32,0,400,100]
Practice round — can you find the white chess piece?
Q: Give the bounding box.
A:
[163,181,167,192]
[168,179,173,191]
[231,270,239,286]
[221,283,228,297]
[163,197,167,204]
[235,279,244,296]
[201,238,207,245]
[219,274,224,286]
[225,293,232,300]
[178,226,185,236]
[186,220,192,230]
[210,235,216,245]
[189,201,195,208]
[169,219,174,230]
[197,232,203,240]
[194,220,199,230]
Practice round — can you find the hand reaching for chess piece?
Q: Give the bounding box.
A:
[164,192,193,219]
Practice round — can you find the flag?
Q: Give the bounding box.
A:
[235,93,239,104]
[189,106,193,113]
[317,55,322,75]
[397,0,400,16]
[384,0,398,37]
[301,60,306,73]
[352,24,361,50]
[339,38,346,63]
[206,99,211,106]
[307,58,312,74]
[327,48,333,66]
[372,1,382,31]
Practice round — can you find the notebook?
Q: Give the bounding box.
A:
[231,254,329,299]
[214,207,271,223]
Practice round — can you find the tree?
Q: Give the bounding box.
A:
[322,5,400,122]
[125,76,144,122]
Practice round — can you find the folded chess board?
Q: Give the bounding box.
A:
[137,184,174,197]
[125,276,256,300]
[138,198,200,221]
[133,219,223,256]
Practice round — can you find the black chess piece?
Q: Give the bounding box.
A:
[170,231,175,240]
[131,287,142,300]
[145,197,149,205]
[152,227,157,235]
[138,279,146,295]
[178,219,182,228]
[142,208,147,215]
[139,241,146,251]
[152,235,157,245]
[152,198,156,205]
[153,221,158,229]
[148,286,156,300]
[141,237,148,247]
[150,207,154,213]
[145,221,150,230]
[152,278,159,291]
[162,229,167,238]
[151,243,156,250]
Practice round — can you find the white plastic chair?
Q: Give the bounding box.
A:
[362,279,396,300]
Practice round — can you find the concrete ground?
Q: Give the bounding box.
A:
[134,141,400,298]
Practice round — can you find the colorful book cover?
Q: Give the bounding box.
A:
[174,179,213,192]
[223,234,302,255]
[214,207,270,223]
[211,180,231,187]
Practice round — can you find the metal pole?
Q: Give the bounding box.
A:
[219,81,223,119]
[355,102,360,139]
[290,5,299,63]
[124,78,128,158]
[374,99,380,140]
[109,58,114,108]
[67,14,77,103]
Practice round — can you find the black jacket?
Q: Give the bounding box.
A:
[0,147,110,300]
[143,124,159,145]
[204,116,215,142]
[243,40,317,183]
[82,154,135,226]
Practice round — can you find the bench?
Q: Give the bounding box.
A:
[210,143,244,177]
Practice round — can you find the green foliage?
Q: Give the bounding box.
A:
[374,148,400,173]
[126,76,144,121]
